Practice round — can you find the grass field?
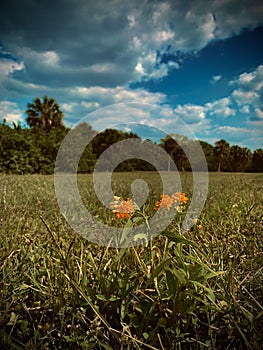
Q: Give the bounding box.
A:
[0,172,262,349]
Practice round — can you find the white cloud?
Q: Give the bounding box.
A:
[232,90,260,106]
[127,15,136,28]
[215,125,249,134]
[88,63,117,73]
[41,51,59,66]
[155,29,175,43]
[71,86,165,106]
[205,97,235,117]
[0,101,23,123]
[228,64,263,123]
[81,101,100,110]
[230,65,263,91]
[61,103,75,113]
[255,108,263,120]
[16,47,60,68]
[173,104,206,123]
[240,105,250,114]
[212,0,263,38]
[213,124,263,149]
[211,75,222,84]
[1,0,262,87]
[0,59,24,81]
[0,1,262,150]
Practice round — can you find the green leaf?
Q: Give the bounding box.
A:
[240,305,254,323]
[166,269,178,295]
[133,232,148,242]
[143,332,149,339]
[120,219,133,243]
[120,299,126,322]
[187,255,225,278]
[161,231,196,246]
[205,271,225,279]
[188,264,203,280]
[171,268,187,284]
[132,216,144,224]
[191,280,215,301]
[148,259,171,284]
[158,318,167,328]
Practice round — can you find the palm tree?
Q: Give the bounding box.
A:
[25,96,64,129]
[214,139,230,172]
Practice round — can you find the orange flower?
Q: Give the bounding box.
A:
[154,192,188,212]
[154,194,174,211]
[173,192,188,204]
[110,197,136,220]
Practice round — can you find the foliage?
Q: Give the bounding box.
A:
[0,96,262,173]
[0,173,262,349]
[25,96,64,129]
[214,139,231,172]
[0,122,69,174]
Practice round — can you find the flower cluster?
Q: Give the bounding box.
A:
[109,196,136,219]
[110,192,188,220]
[154,192,188,212]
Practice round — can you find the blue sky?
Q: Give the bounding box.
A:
[0,0,263,150]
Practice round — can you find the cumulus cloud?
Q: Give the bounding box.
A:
[0,0,262,149]
[205,97,236,117]
[0,59,24,81]
[56,86,167,126]
[0,101,23,123]
[230,65,263,93]
[173,104,206,123]
[68,85,165,109]
[0,0,262,87]
[232,90,260,106]
[230,64,263,121]
[251,108,263,122]
[213,124,262,148]
[212,0,263,38]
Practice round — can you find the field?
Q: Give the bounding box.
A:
[0,172,262,349]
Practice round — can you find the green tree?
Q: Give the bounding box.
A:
[25,96,64,129]
[214,139,230,172]
[55,122,97,173]
[91,129,139,158]
[0,123,37,174]
[159,134,188,171]
[229,145,252,172]
[251,149,263,172]
[199,141,217,171]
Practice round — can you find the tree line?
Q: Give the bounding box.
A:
[0,96,262,174]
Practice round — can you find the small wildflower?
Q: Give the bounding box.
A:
[110,197,136,220]
[154,194,174,211]
[173,192,188,204]
[154,192,188,212]
[197,224,202,230]
[175,205,183,213]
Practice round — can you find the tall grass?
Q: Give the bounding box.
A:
[0,173,262,349]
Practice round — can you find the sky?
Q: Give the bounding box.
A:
[0,0,263,150]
